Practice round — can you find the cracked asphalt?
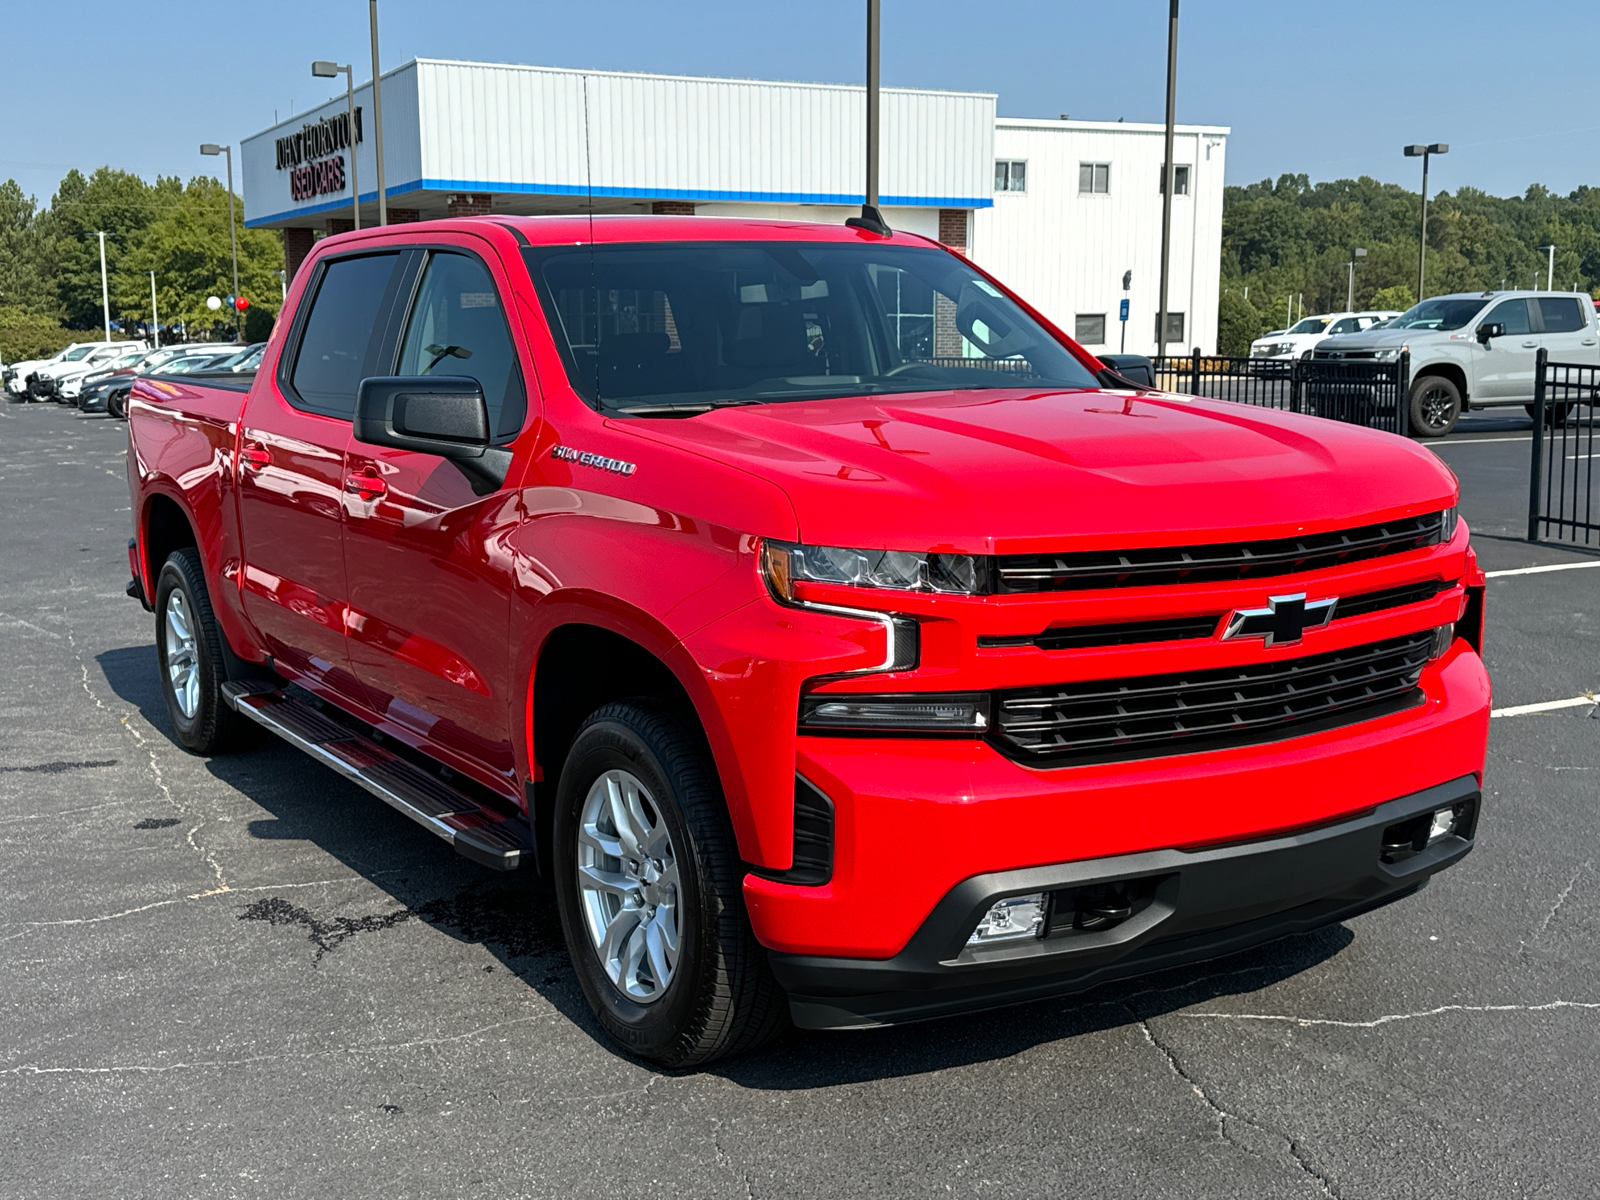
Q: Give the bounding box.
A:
[1,399,1596,1199]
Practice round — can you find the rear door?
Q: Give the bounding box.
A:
[1473,298,1538,401]
[1534,295,1597,366]
[341,240,532,789]
[236,249,412,703]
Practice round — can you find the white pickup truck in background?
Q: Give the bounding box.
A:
[1312,291,1599,436]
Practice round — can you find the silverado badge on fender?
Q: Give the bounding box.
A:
[551,445,637,476]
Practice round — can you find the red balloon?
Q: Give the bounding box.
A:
[235,296,250,312]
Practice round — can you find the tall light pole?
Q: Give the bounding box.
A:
[200,143,240,339]
[96,231,111,342]
[1346,247,1367,311]
[150,271,160,349]
[369,1,388,225]
[846,0,891,236]
[1157,0,1179,359]
[1403,143,1448,303]
[1537,244,1559,291]
[312,60,359,229]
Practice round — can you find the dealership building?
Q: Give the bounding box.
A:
[242,58,1227,355]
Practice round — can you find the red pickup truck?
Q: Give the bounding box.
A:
[127,215,1490,1066]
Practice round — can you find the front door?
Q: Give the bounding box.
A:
[237,250,406,703]
[1473,298,1539,401]
[342,245,532,789]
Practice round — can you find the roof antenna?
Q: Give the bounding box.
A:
[846,0,893,237]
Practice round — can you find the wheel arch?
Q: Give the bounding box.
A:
[1415,362,1470,409]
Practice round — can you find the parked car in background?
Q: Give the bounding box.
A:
[1251,312,1399,361]
[58,346,149,403]
[208,343,267,373]
[1312,291,1600,436]
[30,341,148,400]
[80,345,246,417]
[6,341,129,399]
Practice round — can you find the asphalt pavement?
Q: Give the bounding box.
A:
[1,399,1596,1200]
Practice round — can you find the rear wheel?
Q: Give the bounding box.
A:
[1525,401,1576,426]
[153,548,255,755]
[1409,375,1461,438]
[554,700,788,1067]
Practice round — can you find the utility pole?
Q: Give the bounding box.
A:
[150,271,160,349]
[1403,143,1448,303]
[199,143,240,339]
[1538,244,1558,291]
[97,232,111,342]
[1157,0,1179,359]
[369,1,388,225]
[1346,247,1366,311]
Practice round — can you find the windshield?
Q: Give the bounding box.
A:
[1288,318,1330,335]
[523,240,1100,414]
[1390,298,1486,331]
[62,346,95,361]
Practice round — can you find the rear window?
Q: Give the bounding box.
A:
[1537,297,1587,333]
[522,240,1100,415]
[289,253,401,418]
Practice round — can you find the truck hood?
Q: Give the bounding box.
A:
[1317,326,1452,353]
[615,387,1458,553]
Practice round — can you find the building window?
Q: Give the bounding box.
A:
[1154,312,1186,345]
[1079,162,1111,194]
[1074,314,1107,345]
[994,161,1027,193]
[1159,164,1191,195]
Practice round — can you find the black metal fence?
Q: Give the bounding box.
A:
[1151,347,1411,437]
[1528,349,1600,545]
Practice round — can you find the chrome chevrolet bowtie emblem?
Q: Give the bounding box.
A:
[1222,592,1337,647]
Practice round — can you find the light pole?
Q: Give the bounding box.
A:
[1346,247,1367,311]
[845,0,891,236]
[1537,244,1559,291]
[96,231,111,342]
[312,60,359,229]
[200,143,241,339]
[1403,143,1448,303]
[1157,0,1179,359]
[368,1,388,225]
[150,271,160,349]
[1120,269,1132,353]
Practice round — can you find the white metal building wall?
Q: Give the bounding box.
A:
[972,118,1228,355]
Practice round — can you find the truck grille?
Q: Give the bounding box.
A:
[992,631,1432,764]
[993,512,1447,592]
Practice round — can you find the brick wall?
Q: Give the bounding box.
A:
[284,228,316,286]
[387,208,421,224]
[651,200,696,215]
[447,193,493,217]
[934,208,971,357]
[325,218,354,235]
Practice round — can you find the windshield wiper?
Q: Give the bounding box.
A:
[613,399,770,417]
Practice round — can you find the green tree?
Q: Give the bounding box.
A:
[1370,285,1415,312]
[1217,289,1261,355]
[0,180,58,318]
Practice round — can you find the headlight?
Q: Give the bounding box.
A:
[1440,506,1458,543]
[1373,346,1406,361]
[761,540,983,599]
[798,691,990,733]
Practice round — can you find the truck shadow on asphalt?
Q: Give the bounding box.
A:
[97,642,1353,1085]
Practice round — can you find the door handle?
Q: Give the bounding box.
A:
[1521,340,1538,348]
[239,443,271,471]
[344,472,388,500]
[1583,339,1597,346]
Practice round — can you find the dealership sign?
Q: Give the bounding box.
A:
[275,110,362,202]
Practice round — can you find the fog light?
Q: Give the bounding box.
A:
[1427,807,1457,843]
[966,893,1046,946]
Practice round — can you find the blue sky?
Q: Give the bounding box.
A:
[2,0,1590,206]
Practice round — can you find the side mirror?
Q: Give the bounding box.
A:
[354,376,509,494]
[1476,322,1504,346]
[1096,354,1154,388]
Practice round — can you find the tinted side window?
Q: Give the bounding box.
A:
[1328,318,1359,334]
[290,253,401,417]
[396,252,526,440]
[1484,299,1532,337]
[1537,297,1586,333]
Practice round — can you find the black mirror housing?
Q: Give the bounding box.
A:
[355,376,491,458]
[1476,322,1505,346]
[1096,354,1154,388]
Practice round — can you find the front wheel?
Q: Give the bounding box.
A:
[108,391,128,419]
[553,700,788,1067]
[1409,375,1461,438]
[153,548,255,755]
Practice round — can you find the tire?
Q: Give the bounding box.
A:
[153,548,255,755]
[1409,375,1461,438]
[108,391,127,420]
[1524,401,1576,427]
[553,700,789,1067]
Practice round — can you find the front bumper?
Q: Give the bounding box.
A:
[771,773,1478,1029]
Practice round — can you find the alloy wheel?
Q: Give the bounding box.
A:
[575,768,682,1003]
[164,590,200,720]
[1418,383,1456,433]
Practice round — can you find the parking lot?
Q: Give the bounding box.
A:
[1,401,1596,1199]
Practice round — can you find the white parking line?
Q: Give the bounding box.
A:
[1429,436,1532,446]
[1485,561,1600,578]
[1491,695,1597,718]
